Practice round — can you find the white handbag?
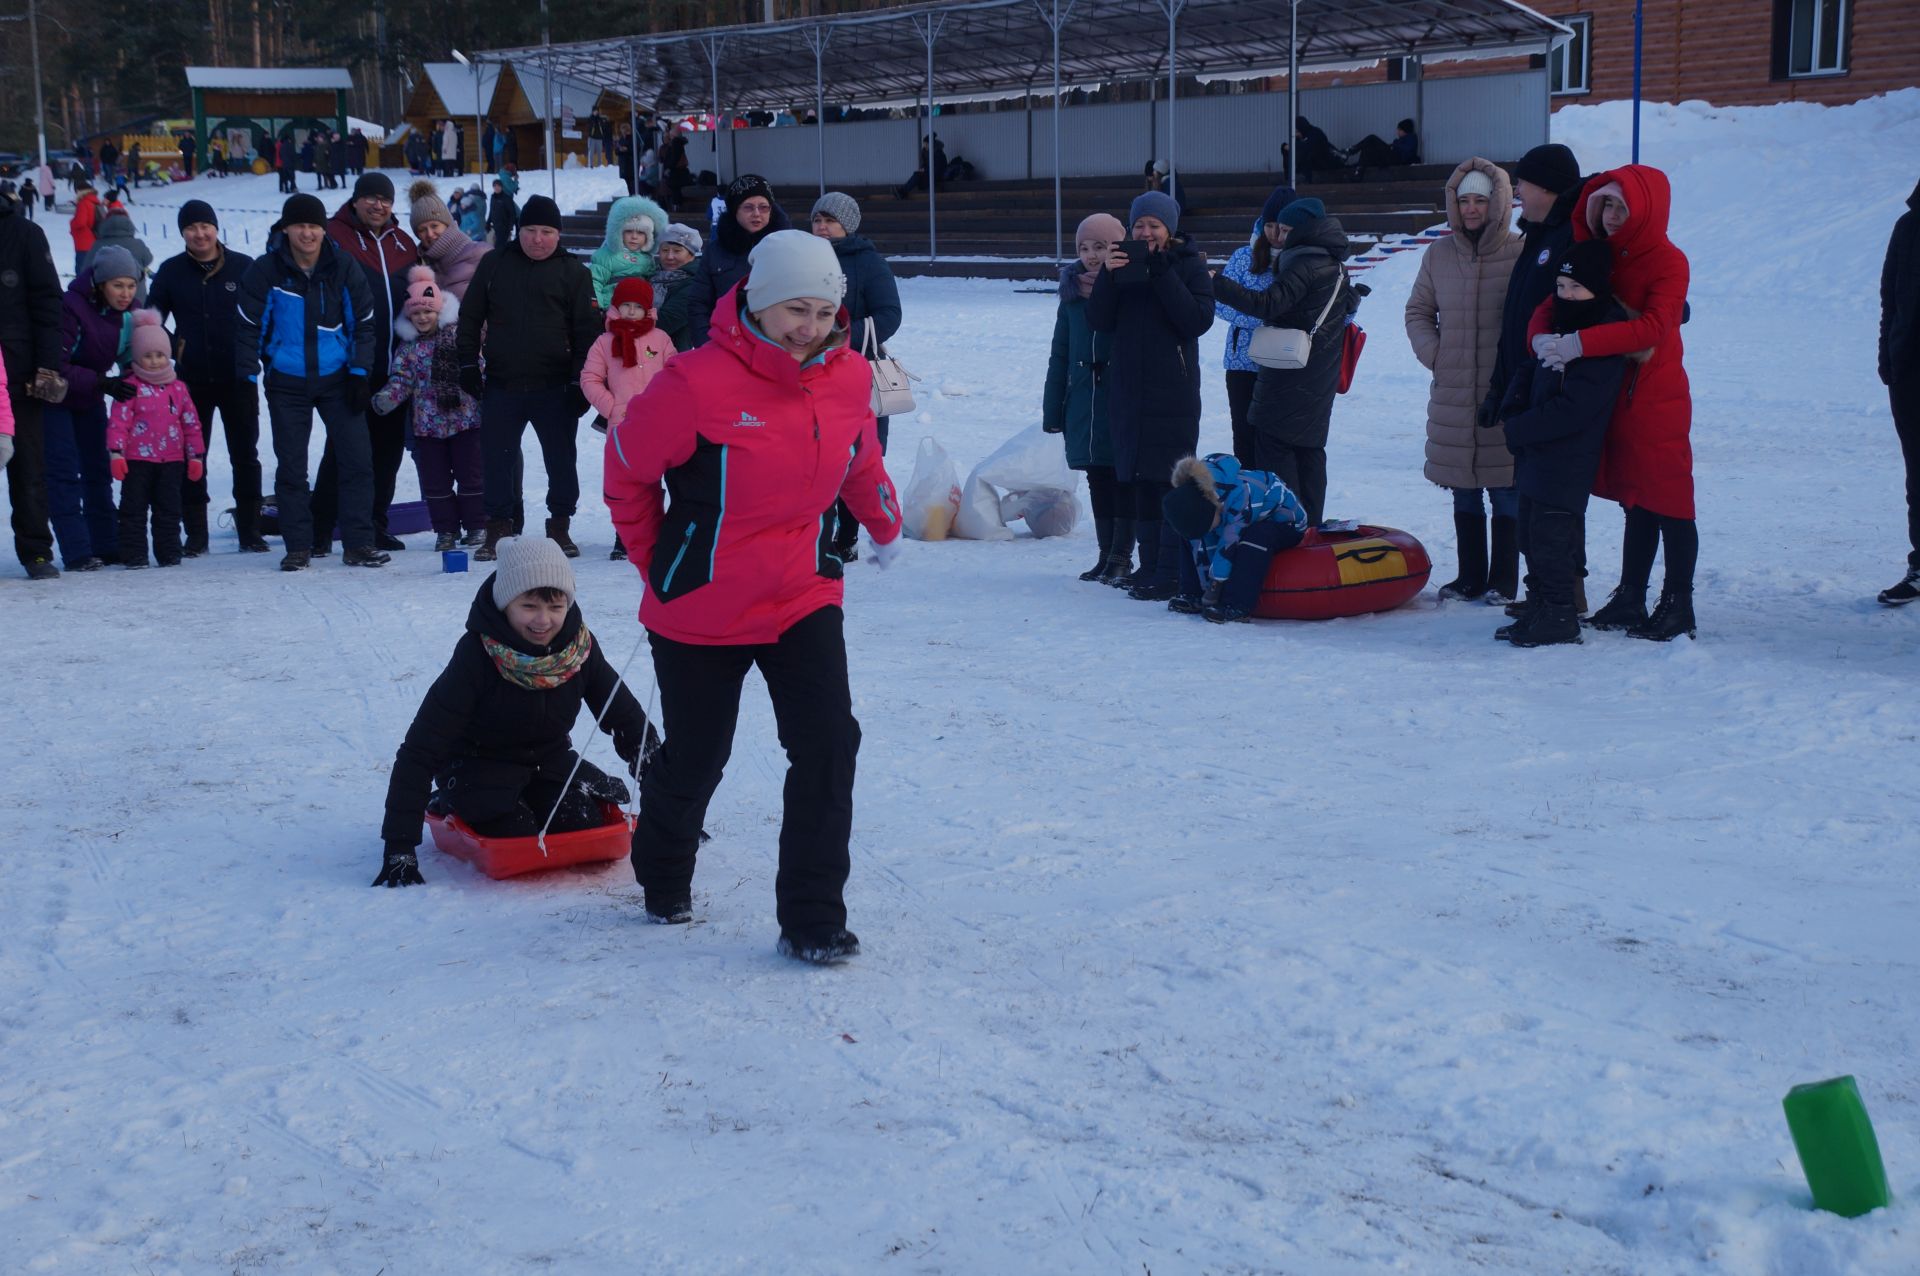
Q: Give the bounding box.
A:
[861,317,920,417]
[1248,266,1347,370]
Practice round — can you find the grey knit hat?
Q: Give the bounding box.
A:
[408,178,452,233]
[661,223,704,256]
[490,536,577,609]
[89,244,140,285]
[810,191,862,236]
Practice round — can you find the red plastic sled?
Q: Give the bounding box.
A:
[1254,524,1432,621]
[426,802,634,879]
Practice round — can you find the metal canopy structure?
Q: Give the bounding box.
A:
[474,0,1568,113]
[473,0,1568,260]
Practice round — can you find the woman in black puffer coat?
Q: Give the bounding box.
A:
[1088,191,1215,600]
[1209,197,1358,525]
[683,173,792,347]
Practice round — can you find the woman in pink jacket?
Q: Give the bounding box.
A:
[605,230,903,964]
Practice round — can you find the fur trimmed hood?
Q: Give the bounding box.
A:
[1171,454,1221,503]
[599,194,670,256]
[394,289,460,341]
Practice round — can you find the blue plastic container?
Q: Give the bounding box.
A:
[442,549,469,573]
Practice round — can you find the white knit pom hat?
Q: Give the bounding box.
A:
[491,536,577,609]
[744,229,846,314]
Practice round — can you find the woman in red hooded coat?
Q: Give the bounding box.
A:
[604,229,903,965]
[1530,164,1695,641]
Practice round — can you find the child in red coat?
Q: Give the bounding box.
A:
[107,310,206,567]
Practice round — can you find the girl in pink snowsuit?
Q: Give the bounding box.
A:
[581,276,676,561]
[107,310,206,567]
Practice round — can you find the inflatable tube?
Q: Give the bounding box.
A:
[427,802,634,879]
[1254,524,1431,621]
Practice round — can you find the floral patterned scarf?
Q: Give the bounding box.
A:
[481,623,594,690]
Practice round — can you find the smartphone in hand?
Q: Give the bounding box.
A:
[1112,239,1151,282]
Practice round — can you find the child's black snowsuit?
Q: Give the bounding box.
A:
[382,578,657,849]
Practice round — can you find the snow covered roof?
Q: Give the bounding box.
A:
[184,67,354,93]
[471,0,1570,113]
[420,62,502,118]
[509,61,608,123]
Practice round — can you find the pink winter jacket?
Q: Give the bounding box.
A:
[581,318,677,422]
[0,373,13,438]
[107,380,206,464]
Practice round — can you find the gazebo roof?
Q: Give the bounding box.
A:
[185,67,354,93]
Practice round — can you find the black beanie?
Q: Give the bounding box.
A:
[1163,480,1220,542]
[176,198,217,232]
[1556,241,1613,299]
[725,173,775,213]
[273,193,328,232]
[351,171,396,203]
[1514,143,1581,195]
[518,195,562,231]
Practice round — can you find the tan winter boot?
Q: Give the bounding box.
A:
[546,516,580,558]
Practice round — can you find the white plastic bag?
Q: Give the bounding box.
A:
[952,426,1080,541]
[999,488,1080,539]
[900,436,962,541]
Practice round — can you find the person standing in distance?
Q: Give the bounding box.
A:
[148,199,268,554]
[0,179,67,578]
[235,193,384,571]
[1879,176,1920,605]
[457,194,600,561]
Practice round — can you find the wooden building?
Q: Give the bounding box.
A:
[184,67,352,168]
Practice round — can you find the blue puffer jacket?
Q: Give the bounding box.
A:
[1215,222,1275,372]
[233,235,375,385]
[1170,453,1308,581]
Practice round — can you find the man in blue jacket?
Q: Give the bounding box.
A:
[149,199,267,554]
[234,193,384,571]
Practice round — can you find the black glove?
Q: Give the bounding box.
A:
[565,385,591,420]
[1041,420,1063,435]
[371,843,425,888]
[1477,393,1500,431]
[1145,250,1172,278]
[344,375,371,414]
[459,364,484,398]
[101,376,137,402]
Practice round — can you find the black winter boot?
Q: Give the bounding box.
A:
[1628,588,1696,642]
[474,518,513,562]
[1586,587,1649,631]
[1125,520,1164,596]
[1501,602,1582,647]
[1485,515,1519,604]
[1438,511,1488,600]
[1878,568,1920,607]
[234,504,270,553]
[1081,517,1114,582]
[1100,517,1136,586]
[182,502,210,557]
[546,516,580,558]
[342,545,390,567]
[645,896,693,925]
[777,927,861,965]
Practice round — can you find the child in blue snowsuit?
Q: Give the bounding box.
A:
[1162,453,1310,623]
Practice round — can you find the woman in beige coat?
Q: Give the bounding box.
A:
[1406,157,1524,601]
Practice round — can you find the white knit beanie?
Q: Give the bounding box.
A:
[1456,169,1496,200]
[490,536,577,609]
[744,229,846,314]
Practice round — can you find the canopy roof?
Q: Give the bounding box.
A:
[185,67,354,92]
[474,0,1569,113]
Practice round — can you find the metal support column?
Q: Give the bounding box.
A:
[1287,0,1298,187]
[803,24,832,197]
[1631,0,1644,162]
[627,40,642,194]
[702,35,728,185]
[1156,0,1186,187]
[1034,0,1080,264]
[540,0,556,198]
[912,14,947,261]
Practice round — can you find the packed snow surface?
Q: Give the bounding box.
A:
[3,94,1918,1274]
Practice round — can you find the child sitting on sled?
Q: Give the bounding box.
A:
[1162,454,1311,624]
[374,536,659,887]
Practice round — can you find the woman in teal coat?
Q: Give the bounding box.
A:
[1044,213,1125,583]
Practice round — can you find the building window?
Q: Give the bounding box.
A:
[1780,0,1850,77]
[1549,16,1590,95]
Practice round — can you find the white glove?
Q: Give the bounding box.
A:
[1532,331,1583,371]
[0,434,13,469]
[868,534,903,570]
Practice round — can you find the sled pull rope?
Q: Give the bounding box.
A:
[540,626,653,856]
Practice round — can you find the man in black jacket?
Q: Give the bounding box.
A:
[235,193,384,571]
[1482,143,1584,613]
[0,187,66,578]
[148,199,267,554]
[1879,177,1920,605]
[457,195,600,561]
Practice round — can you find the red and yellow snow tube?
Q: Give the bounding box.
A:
[427,802,634,879]
[1254,524,1431,621]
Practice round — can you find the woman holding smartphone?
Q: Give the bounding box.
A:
[1087,191,1215,601]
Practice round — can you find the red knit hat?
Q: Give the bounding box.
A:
[611,277,655,311]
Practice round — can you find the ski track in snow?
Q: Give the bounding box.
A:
[2,95,1919,1273]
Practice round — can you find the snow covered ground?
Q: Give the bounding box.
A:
[3,93,1919,1274]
